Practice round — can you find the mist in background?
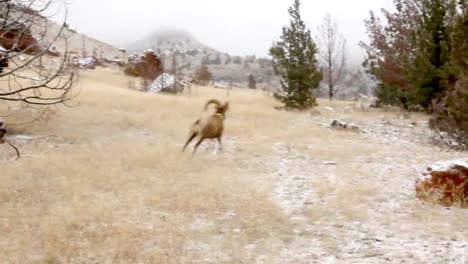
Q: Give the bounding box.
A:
[57,0,393,65]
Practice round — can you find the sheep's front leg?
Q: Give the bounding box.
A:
[217,137,224,154]
[193,137,205,154]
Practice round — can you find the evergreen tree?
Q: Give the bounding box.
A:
[195,63,212,86]
[247,74,256,89]
[430,4,468,148]
[269,0,322,109]
[361,0,459,112]
[408,0,457,111]
[243,59,250,69]
[232,56,242,65]
[224,54,232,64]
[212,54,222,65]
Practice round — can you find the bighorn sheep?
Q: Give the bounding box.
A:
[182,99,229,154]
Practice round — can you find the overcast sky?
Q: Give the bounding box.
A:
[58,0,393,64]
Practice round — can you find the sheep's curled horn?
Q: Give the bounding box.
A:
[204,99,229,116]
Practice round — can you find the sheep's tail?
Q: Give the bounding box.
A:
[204,99,222,111]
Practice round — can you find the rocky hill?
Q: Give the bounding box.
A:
[0,2,128,67]
[127,28,279,89]
[54,23,128,64]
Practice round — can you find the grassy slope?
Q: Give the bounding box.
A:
[1,68,293,263]
[1,68,467,263]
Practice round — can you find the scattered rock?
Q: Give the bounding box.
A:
[323,161,338,165]
[310,109,321,116]
[415,160,468,208]
[71,56,99,69]
[324,106,335,112]
[274,106,284,111]
[46,45,61,57]
[399,113,412,119]
[0,47,8,74]
[103,57,126,67]
[330,120,360,132]
[0,120,6,144]
[381,120,392,125]
[0,121,20,160]
[214,81,228,89]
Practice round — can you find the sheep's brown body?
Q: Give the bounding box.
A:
[183,99,229,154]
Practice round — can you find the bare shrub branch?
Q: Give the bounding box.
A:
[0,0,78,109]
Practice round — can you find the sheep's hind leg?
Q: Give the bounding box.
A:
[182,132,197,152]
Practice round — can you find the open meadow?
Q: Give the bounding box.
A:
[1,68,467,263]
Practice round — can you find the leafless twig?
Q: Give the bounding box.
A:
[0,0,78,110]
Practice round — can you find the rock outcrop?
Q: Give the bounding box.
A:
[0,21,42,55]
[147,73,184,94]
[0,19,61,57]
[71,57,99,69]
[329,120,360,132]
[103,57,126,67]
[415,160,468,208]
[0,47,9,74]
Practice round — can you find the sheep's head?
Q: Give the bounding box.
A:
[217,101,229,117]
[204,99,229,118]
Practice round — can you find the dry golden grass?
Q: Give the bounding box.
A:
[2,68,466,263]
[1,69,295,263]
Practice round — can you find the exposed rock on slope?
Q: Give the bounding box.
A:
[0,3,127,69]
[329,120,360,132]
[0,20,44,55]
[147,73,184,94]
[71,57,99,69]
[416,160,468,208]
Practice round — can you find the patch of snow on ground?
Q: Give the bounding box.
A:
[252,113,468,263]
[428,159,468,172]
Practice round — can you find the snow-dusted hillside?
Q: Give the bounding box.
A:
[127,28,279,89]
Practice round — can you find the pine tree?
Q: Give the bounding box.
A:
[195,63,212,86]
[430,4,468,148]
[409,0,457,111]
[361,0,459,111]
[269,0,322,109]
[243,59,250,69]
[247,74,256,89]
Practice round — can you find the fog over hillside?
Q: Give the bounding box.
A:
[59,0,393,66]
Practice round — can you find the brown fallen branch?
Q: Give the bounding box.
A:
[0,123,20,160]
[6,140,20,160]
